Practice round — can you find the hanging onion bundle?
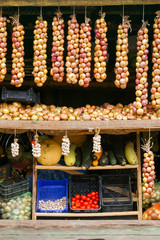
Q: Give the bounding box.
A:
[78,17,92,88]
[114,16,131,89]
[94,12,108,83]
[33,17,48,87]
[0,16,7,82]
[66,15,79,84]
[10,15,25,87]
[133,21,149,116]
[142,139,155,199]
[151,11,160,109]
[50,11,64,82]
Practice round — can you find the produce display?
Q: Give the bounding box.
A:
[114,16,131,89]
[71,191,99,210]
[78,18,92,87]
[66,14,79,84]
[0,16,7,82]
[133,21,149,116]
[33,17,48,87]
[0,101,160,121]
[94,11,107,83]
[0,192,32,220]
[11,15,25,87]
[142,202,160,220]
[50,11,64,82]
[151,11,160,109]
[142,139,155,199]
[143,182,160,207]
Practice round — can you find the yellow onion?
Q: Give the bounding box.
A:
[66,15,79,84]
[114,16,131,89]
[11,23,25,87]
[0,16,7,82]
[50,11,64,82]
[151,11,160,109]
[78,18,91,87]
[142,150,155,199]
[94,12,107,83]
[33,17,47,87]
[133,22,149,116]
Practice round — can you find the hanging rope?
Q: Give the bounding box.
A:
[122,5,124,24]
[40,6,42,18]
[73,6,75,16]
[0,6,2,18]
[101,6,103,13]
[18,6,20,22]
[142,5,145,22]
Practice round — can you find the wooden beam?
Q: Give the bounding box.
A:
[2,0,160,6]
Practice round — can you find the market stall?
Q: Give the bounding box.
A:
[0,0,159,222]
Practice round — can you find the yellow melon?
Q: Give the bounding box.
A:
[37,139,62,166]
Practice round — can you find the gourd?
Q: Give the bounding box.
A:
[92,147,103,160]
[75,147,82,167]
[125,141,138,165]
[64,144,77,167]
[111,135,127,166]
[108,150,117,165]
[99,152,109,166]
[37,139,62,166]
[81,138,93,170]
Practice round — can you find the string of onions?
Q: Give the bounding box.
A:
[50,11,64,82]
[33,16,48,87]
[66,14,79,84]
[114,16,131,89]
[78,17,92,88]
[0,15,7,82]
[94,11,108,83]
[10,15,25,87]
[133,21,149,116]
[151,11,160,109]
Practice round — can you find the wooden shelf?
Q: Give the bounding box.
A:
[35,211,139,217]
[36,164,138,170]
[0,119,160,134]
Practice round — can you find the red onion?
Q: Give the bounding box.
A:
[0,16,7,82]
[50,11,64,82]
[94,12,107,83]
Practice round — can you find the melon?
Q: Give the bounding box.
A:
[37,139,62,166]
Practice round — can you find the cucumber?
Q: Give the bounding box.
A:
[81,138,93,170]
[108,150,117,165]
[111,135,127,166]
[99,152,109,166]
[75,147,82,167]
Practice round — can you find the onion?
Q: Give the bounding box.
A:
[0,16,7,82]
[11,21,25,87]
[78,18,91,87]
[33,17,47,87]
[151,11,160,109]
[114,16,131,89]
[94,12,107,83]
[66,15,79,84]
[50,11,64,82]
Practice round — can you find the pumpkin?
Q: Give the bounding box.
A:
[37,139,62,166]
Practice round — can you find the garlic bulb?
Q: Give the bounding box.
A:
[93,131,101,153]
[11,138,19,157]
[32,134,41,158]
[61,135,70,156]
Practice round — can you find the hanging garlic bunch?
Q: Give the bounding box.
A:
[11,136,19,157]
[61,134,70,156]
[93,128,101,153]
[32,134,41,158]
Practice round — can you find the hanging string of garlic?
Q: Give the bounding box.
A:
[32,133,41,158]
[61,134,70,156]
[93,127,101,153]
[11,137,19,157]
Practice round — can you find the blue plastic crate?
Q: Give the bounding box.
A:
[36,179,68,213]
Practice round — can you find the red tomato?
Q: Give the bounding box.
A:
[76,199,80,204]
[71,201,76,206]
[91,204,95,209]
[91,191,96,196]
[92,196,96,200]
[95,192,99,195]
[87,205,91,209]
[81,195,86,201]
[87,193,91,198]
[72,197,76,201]
[72,206,77,209]
[95,205,99,209]
[75,194,81,200]
[76,203,81,208]
[81,205,86,209]
[83,201,88,206]
[88,200,92,205]
[80,200,84,204]
[93,200,98,205]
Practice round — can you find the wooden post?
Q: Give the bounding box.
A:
[32,157,37,220]
[136,131,142,220]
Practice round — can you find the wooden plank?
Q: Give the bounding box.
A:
[36,164,138,170]
[35,211,139,217]
[0,120,160,133]
[136,132,143,220]
[2,0,160,6]
[32,157,37,220]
